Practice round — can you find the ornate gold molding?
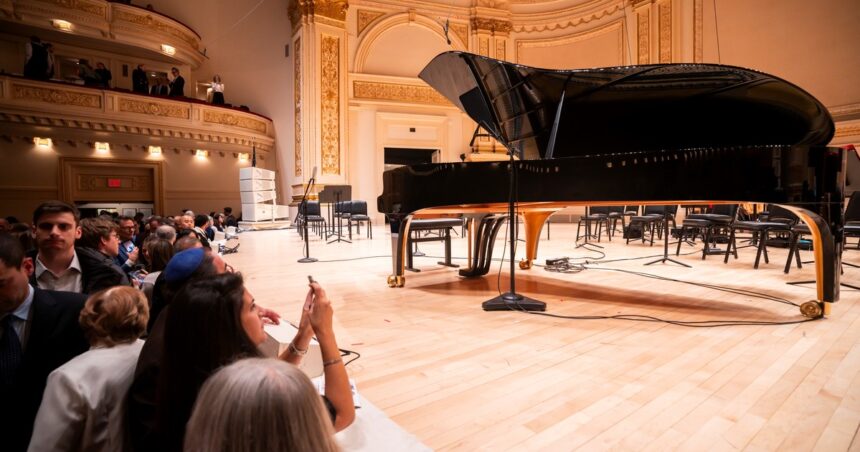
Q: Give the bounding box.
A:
[357,9,384,34]
[12,84,101,108]
[294,38,302,177]
[479,37,489,56]
[496,40,506,61]
[320,35,340,176]
[289,0,349,30]
[39,0,105,16]
[114,9,199,50]
[471,17,511,35]
[516,20,624,64]
[202,111,267,133]
[513,3,622,33]
[694,0,703,63]
[352,81,450,106]
[658,1,672,63]
[119,98,189,119]
[834,124,860,138]
[450,23,468,46]
[637,8,650,64]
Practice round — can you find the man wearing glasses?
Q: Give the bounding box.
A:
[115,216,140,273]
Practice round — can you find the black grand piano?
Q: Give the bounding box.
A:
[377,51,846,317]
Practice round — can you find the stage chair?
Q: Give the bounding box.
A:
[348,200,372,239]
[724,204,794,268]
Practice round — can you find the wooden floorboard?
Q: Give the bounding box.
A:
[225,222,860,451]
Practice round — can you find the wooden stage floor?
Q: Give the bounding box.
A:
[224,222,860,451]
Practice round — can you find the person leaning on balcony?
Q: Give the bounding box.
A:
[78,60,100,87]
[24,36,49,80]
[95,62,112,89]
[132,64,149,94]
[168,67,185,97]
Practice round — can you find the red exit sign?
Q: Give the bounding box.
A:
[107,178,122,188]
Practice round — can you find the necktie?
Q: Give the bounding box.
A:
[0,315,23,386]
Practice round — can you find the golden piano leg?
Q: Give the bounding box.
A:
[388,216,413,288]
[781,205,838,318]
[520,211,555,270]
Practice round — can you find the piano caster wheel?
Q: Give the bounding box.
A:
[800,301,823,319]
[387,275,405,288]
[519,259,532,270]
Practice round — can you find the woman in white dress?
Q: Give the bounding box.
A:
[210,75,225,105]
[28,286,149,452]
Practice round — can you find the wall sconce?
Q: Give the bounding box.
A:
[195,149,209,159]
[94,141,110,153]
[33,137,52,148]
[52,20,73,32]
[238,152,249,162]
[161,44,176,56]
[148,145,162,155]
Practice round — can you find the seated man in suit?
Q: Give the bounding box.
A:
[0,234,89,451]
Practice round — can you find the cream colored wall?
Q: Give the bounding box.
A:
[144,0,296,199]
[701,0,860,108]
[0,139,270,222]
[360,24,452,77]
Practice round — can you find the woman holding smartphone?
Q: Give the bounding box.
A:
[155,274,354,451]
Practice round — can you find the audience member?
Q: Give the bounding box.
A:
[44,43,55,79]
[141,238,173,303]
[173,235,202,253]
[0,234,89,452]
[115,216,139,273]
[95,62,112,88]
[28,286,149,451]
[24,36,49,80]
[29,201,83,293]
[76,217,132,291]
[211,213,225,232]
[156,275,353,451]
[78,59,100,87]
[0,217,9,232]
[150,77,169,96]
[210,75,225,105]
[132,64,149,94]
[184,358,339,452]
[10,223,35,253]
[224,207,238,227]
[154,225,176,244]
[127,249,281,452]
[168,67,184,97]
[191,214,212,247]
[177,214,194,231]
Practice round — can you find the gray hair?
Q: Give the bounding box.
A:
[184,358,339,452]
[154,225,176,243]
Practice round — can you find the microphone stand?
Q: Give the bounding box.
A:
[297,174,317,263]
[482,148,546,312]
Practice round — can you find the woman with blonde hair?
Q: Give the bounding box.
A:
[184,358,339,452]
[28,286,150,451]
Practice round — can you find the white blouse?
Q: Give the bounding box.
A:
[28,340,145,452]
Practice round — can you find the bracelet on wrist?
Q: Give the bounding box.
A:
[323,358,342,367]
[288,342,307,356]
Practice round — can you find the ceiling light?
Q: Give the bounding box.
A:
[33,137,52,148]
[148,145,162,155]
[195,149,209,158]
[161,44,176,56]
[52,20,72,32]
[238,152,249,162]
[95,141,110,153]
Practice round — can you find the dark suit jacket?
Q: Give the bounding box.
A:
[168,76,184,97]
[1,288,89,452]
[27,247,131,295]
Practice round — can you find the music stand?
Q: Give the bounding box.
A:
[326,190,351,244]
[645,205,690,268]
[297,175,317,263]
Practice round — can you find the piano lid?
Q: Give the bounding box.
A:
[418,52,834,160]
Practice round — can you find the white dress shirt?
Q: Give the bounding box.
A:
[35,253,83,293]
[28,340,145,452]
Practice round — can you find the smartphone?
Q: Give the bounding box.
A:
[304,276,316,310]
